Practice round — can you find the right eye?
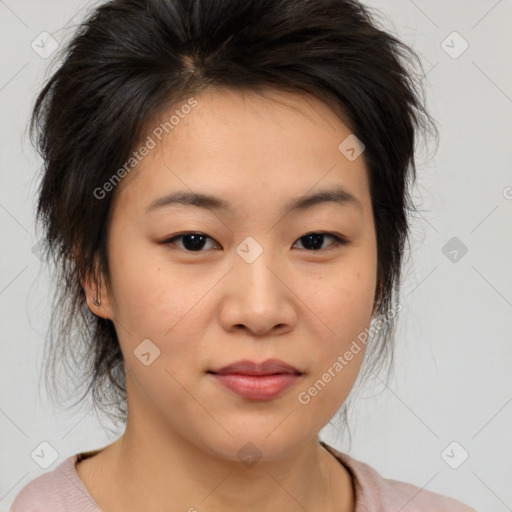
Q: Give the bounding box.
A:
[161,232,220,252]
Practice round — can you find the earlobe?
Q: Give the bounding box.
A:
[91,290,102,307]
[82,274,112,319]
[87,289,112,320]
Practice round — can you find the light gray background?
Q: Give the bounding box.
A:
[1,1,511,510]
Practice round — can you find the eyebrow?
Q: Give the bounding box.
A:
[145,186,362,215]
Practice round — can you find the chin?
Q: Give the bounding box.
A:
[195,426,315,465]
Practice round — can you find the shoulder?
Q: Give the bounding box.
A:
[10,460,64,512]
[320,441,478,512]
[9,454,101,512]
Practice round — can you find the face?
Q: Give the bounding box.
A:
[88,87,377,462]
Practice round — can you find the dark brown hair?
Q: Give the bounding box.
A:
[30,0,437,440]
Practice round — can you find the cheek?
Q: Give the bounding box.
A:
[308,259,376,339]
[297,282,371,422]
[301,254,376,397]
[109,257,211,380]
[107,241,187,332]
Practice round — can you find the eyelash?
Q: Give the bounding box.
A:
[161,231,348,253]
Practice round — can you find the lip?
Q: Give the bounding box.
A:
[210,358,301,376]
[207,359,303,400]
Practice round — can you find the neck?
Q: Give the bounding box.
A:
[80,424,354,512]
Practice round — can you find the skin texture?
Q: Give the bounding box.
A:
[79,87,378,512]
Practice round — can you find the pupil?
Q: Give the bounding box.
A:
[303,233,323,250]
[183,234,206,251]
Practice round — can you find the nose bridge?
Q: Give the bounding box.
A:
[234,234,282,301]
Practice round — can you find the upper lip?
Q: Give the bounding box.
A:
[209,359,302,376]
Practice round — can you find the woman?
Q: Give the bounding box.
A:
[11,0,477,510]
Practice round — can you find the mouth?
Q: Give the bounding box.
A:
[207,359,303,400]
[208,358,303,376]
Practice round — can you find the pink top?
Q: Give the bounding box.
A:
[10,441,477,511]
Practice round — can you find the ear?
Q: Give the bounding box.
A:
[81,264,114,320]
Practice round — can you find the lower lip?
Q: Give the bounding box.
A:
[210,373,302,400]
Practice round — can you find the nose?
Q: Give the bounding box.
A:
[218,245,297,337]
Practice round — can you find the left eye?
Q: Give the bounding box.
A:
[162,232,347,252]
[294,232,347,251]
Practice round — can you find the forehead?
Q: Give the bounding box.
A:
[111,87,370,219]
